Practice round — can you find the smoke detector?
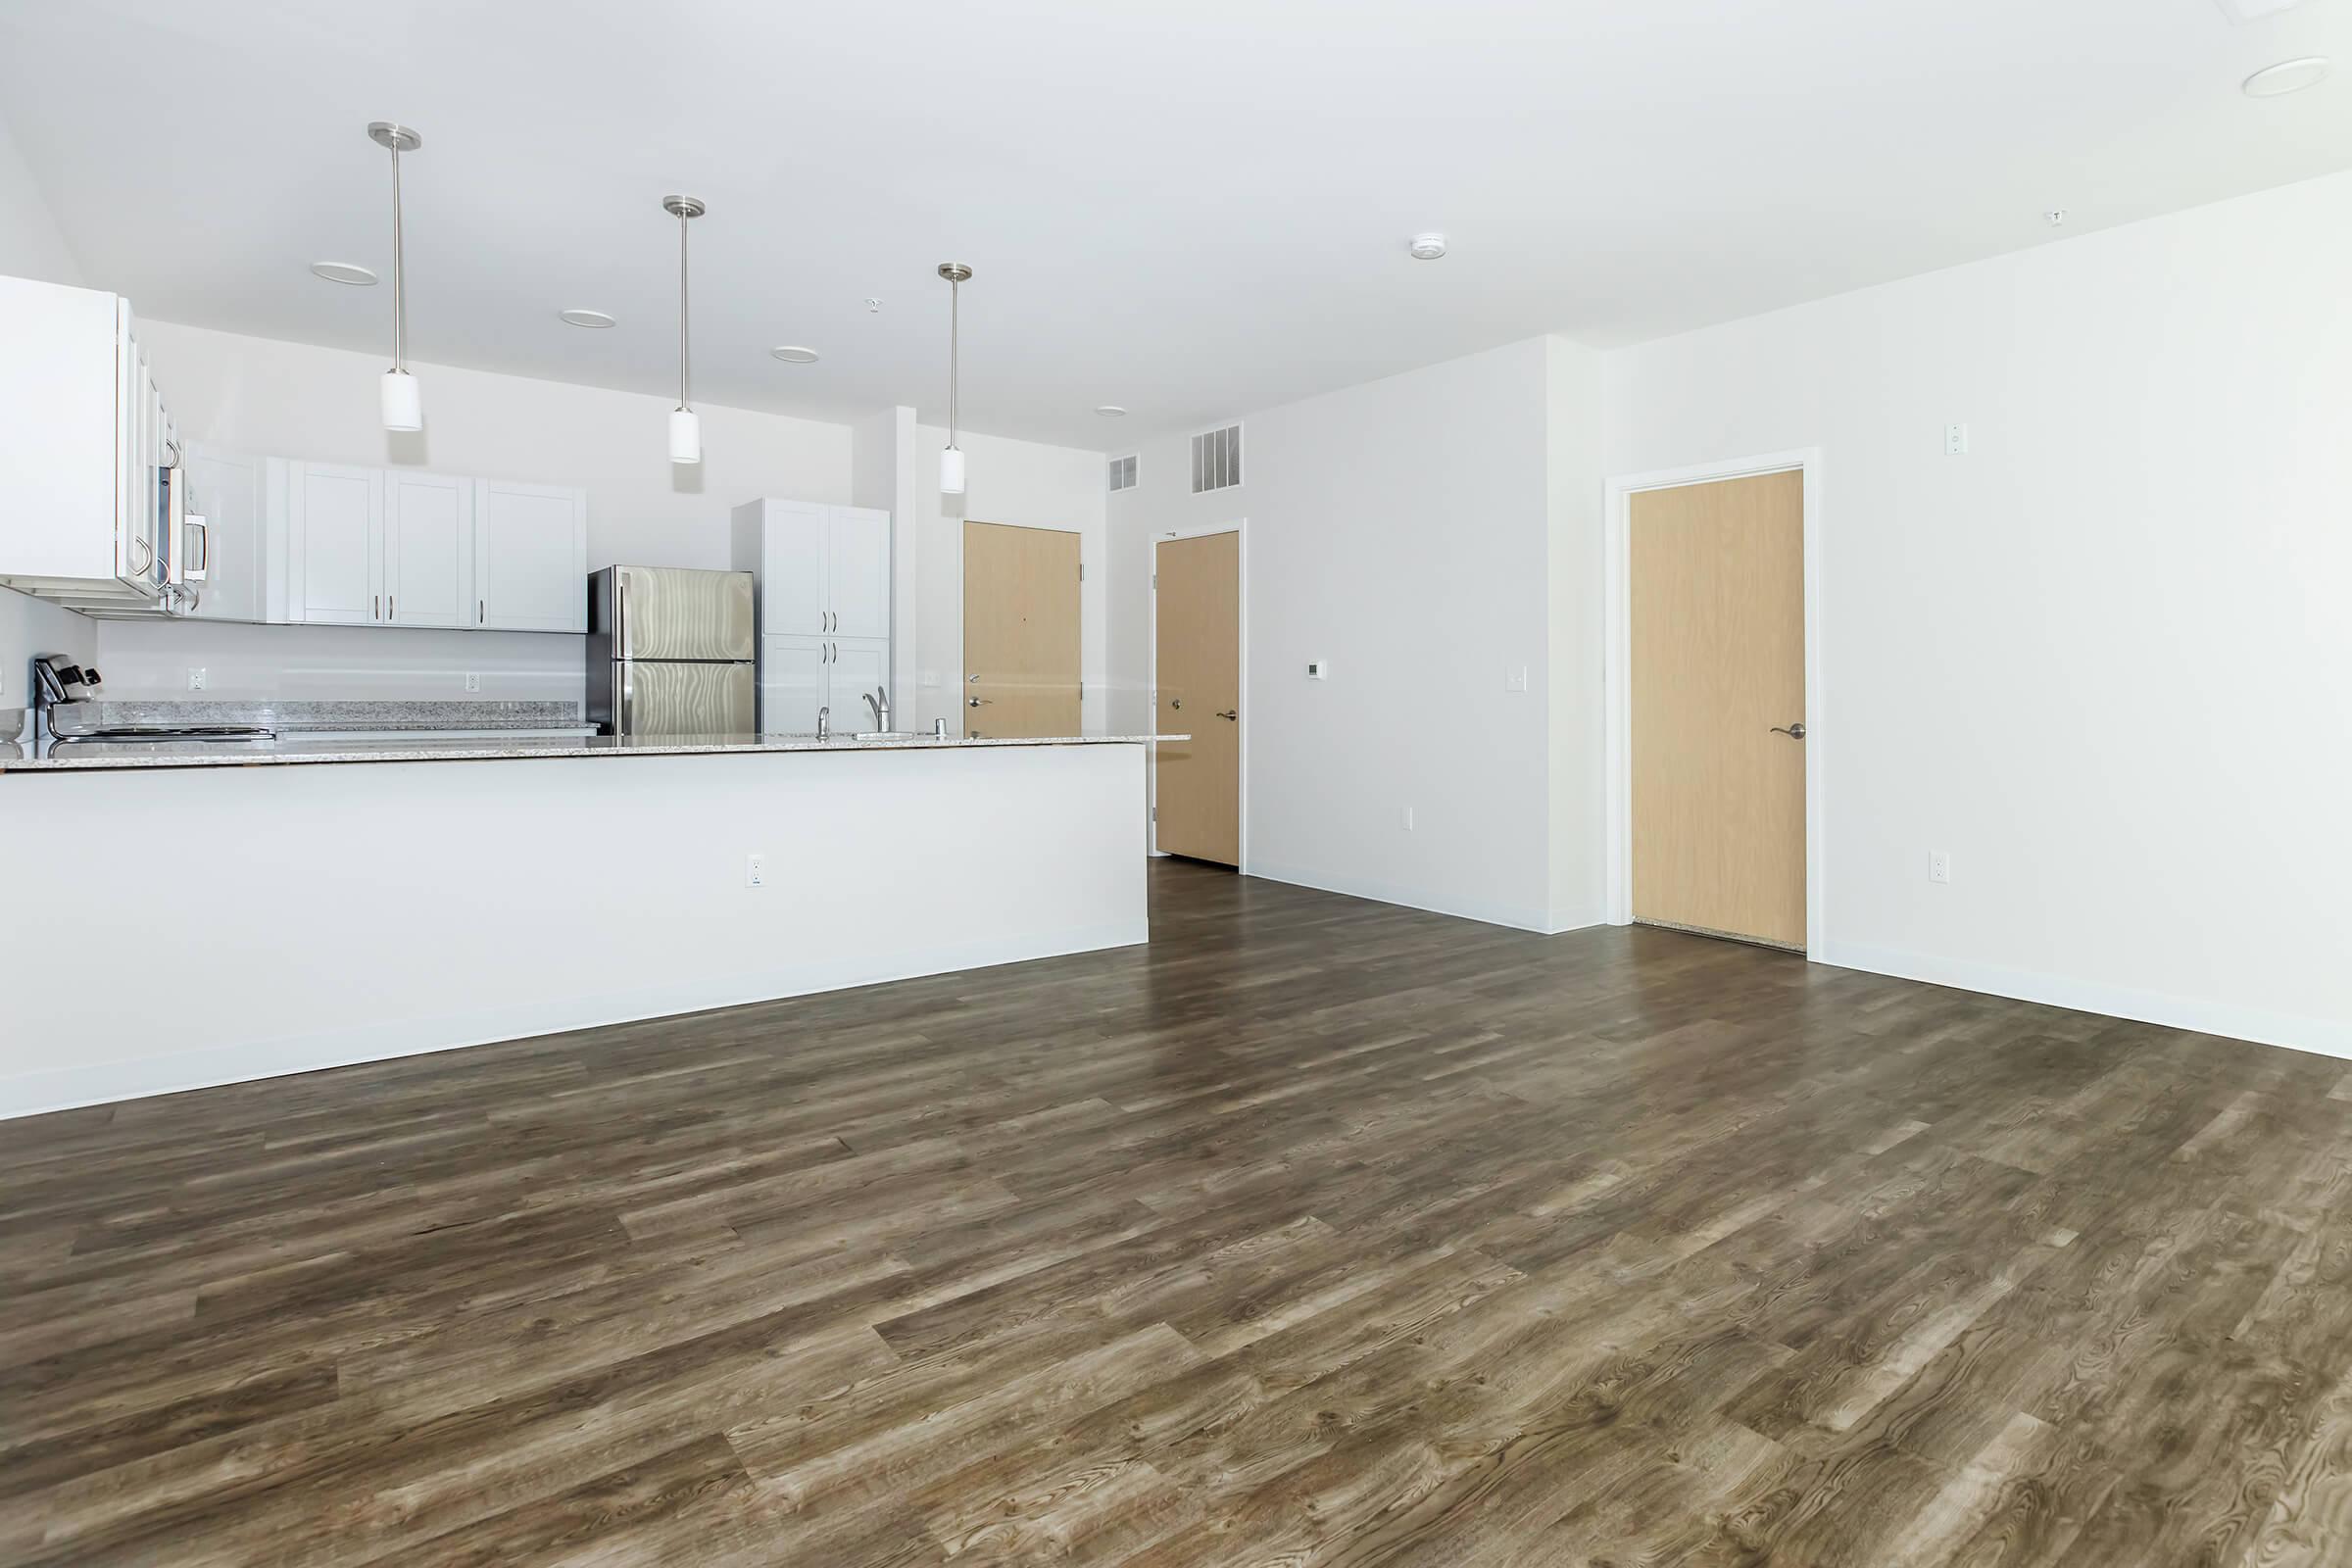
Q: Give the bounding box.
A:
[1408,232,1447,261]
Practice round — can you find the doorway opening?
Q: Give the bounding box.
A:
[1152,524,1244,868]
[1605,454,1824,954]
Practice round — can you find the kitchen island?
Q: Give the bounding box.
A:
[0,733,1173,1117]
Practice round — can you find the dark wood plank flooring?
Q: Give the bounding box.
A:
[6,860,2352,1565]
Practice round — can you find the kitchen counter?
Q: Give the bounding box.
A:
[1,731,1182,772]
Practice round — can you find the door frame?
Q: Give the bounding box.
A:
[1603,449,1826,956]
[1149,518,1249,870]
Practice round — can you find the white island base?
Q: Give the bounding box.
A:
[1,741,1149,1118]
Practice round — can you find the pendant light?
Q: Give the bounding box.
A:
[663,195,706,465]
[938,263,972,494]
[368,122,423,431]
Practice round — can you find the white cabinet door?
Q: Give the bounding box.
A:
[383,471,472,627]
[286,462,382,624]
[830,637,890,726]
[827,506,890,640]
[181,446,261,622]
[760,635,828,734]
[474,479,585,631]
[760,501,829,636]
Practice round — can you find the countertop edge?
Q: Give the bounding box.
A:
[1,733,1191,774]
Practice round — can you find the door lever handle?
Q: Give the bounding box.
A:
[1216,710,1238,720]
[1770,721,1807,739]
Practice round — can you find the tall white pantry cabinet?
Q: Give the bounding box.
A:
[730,499,892,733]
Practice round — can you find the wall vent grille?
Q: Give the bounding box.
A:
[1191,424,1242,494]
[1108,454,1138,492]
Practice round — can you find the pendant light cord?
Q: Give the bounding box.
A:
[949,276,959,448]
[678,208,691,413]
[389,141,406,373]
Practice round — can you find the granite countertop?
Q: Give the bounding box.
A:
[1,732,1188,773]
[89,700,589,733]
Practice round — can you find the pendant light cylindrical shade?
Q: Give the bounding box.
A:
[380,371,421,431]
[664,195,706,466]
[368,122,423,431]
[938,263,971,495]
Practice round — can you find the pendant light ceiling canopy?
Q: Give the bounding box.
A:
[939,262,971,495]
[368,121,422,431]
[664,194,706,466]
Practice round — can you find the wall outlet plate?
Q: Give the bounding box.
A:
[187,667,207,692]
[464,672,481,693]
[1929,850,1952,884]
[1505,665,1529,693]
[746,853,766,889]
[1944,423,1970,456]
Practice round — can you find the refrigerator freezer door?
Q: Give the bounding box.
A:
[614,567,755,662]
[613,661,757,736]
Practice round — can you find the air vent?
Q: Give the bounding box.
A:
[1191,423,1242,494]
[1108,454,1138,492]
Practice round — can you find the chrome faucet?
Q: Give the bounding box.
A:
[815,705,829,741]
[863,687,890,733]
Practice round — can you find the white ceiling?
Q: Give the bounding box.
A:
[2,0,2346,449]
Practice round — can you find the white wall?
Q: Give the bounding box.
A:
[1605,169,2352,1054]
[1109,340,1565,931]
[0,114,79,286]
[93,620,581,704]
[1,580,93,715]
[1546,336,1608,929]
[910,424,1109,736]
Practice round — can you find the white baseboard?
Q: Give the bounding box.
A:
[1245,860,1558,935]
[1813,939,2352,1062]
[1,919,1149,1122]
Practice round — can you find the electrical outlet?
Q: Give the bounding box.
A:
[186,667,207,692]
[1402,805,1415,832]
[745,854,766,889]
[464,672,481,693]
[1929,850,1952,885]
[1944,423,1970,456]
[1505,665,1529,694]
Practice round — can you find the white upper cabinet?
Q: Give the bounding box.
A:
[180,445,262,623]
[284,461,382,625]
[473,480,587,632]
[827,507,891,639]
[383,471,472,627]
[730,498,891,644]
[734,499,829,636]
[0,276,184,611]
[263,462,586,631]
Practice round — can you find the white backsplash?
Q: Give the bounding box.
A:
[92,618,584,704]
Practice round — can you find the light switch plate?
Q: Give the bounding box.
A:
[1306,660,1329,680]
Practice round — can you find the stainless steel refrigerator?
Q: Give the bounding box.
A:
[586,566,757,736]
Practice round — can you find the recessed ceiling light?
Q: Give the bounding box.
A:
[2244,56,2330,97]
[1095,405,1127,417]
[311,261,376,286]
[769,345,820,364]
[1408,232,1447,261]
[559,308,616,328]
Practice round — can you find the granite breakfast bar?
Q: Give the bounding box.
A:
[0,732,1171,1117]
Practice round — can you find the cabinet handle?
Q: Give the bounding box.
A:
[388,596,394,620]
[478,599,485,625]
[372,594,379,620]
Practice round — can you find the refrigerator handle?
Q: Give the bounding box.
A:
[618,662,633,736]
[616,572,630,662]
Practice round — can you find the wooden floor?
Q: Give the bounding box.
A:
[6,862,2351,1566]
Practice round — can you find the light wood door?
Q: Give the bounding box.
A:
[383,471,472,627]
[962,521,1082,738]
[474,479,586,631]
[1154,531,1241,866]
[1631,469,1805,949]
